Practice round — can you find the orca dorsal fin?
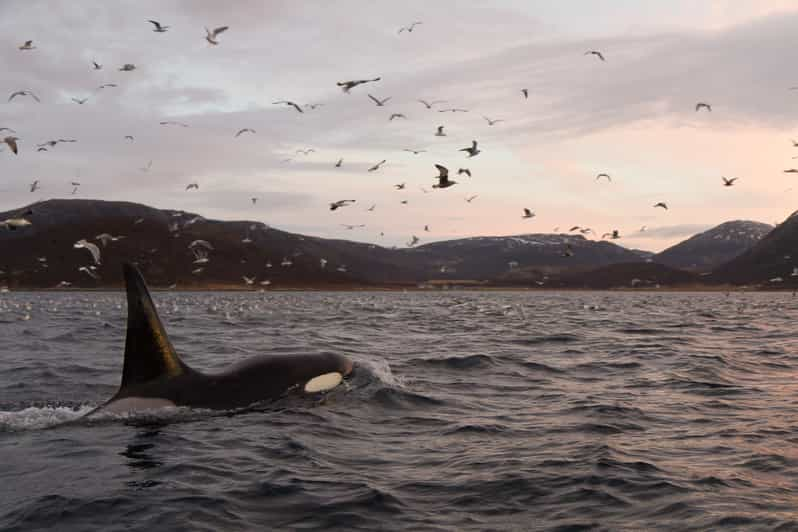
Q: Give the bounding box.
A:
[119,263,189,391]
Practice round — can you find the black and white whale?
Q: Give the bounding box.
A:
[90,263,353,414]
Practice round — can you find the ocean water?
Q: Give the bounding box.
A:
[2,291,798,531]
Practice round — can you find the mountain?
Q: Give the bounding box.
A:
[653,220,773,272]
[0,199,654,289]
[710,212,798,285]
[555,262,699,289]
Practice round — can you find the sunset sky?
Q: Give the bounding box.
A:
[1,1,797,251]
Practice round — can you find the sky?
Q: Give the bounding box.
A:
[1,1,797,252]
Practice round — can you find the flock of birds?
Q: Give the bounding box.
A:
[0,15,789,287]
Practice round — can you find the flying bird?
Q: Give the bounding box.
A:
[368,160,387,172]
[521,89,529,99]
[602,230,620,240]
[29,180,40,193]
[438,108,469,113]
[186,183,199,190]
[695,102,712,112]
[562,244,575,257]
[785,169,798,174]
[389,113,406,120]
[160,121,189,127]
[457,168,471,177]
[337,77,381,93]
[654,202,668,210]
[140,160,153,172]
[72,97,88,105]
[341,224,365,230]
[295,148,315,155]
[19,40,35,51]
[95,233,124,247]
[417,99,446,109]
[92,61,102,70]
[398,22,423,34]
[368,94,392,106]
[251,197,258,205]
[585,50,605,61]
[3,136,19,154]
[148,20,170,32]
[465,195,478,203]
[596,173,611,182]
[408,235,420,247]
[205,26,229,45]
[242,276,255,286]
[483,116,504,126]
[235,128,256,137]
[272,100,303,113]
[722,176,738,187]
[522,208,535,219]
[96,83,117,91]
[74,239,101,265]
[78,266,100,280]
[367,204,376,211]
[9,90,40,102]
[403,148,426,155]
[459,140,480,157]
[394,183,406,190]
[433,164,456,189]
[118,63,136,71]
[335,158,343,167]
[435,125,446,137]
[330,199,356,211]
[424,225,430,232]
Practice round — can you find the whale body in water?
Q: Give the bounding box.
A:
[91,263,353,414]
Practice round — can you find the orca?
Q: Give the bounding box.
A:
[90,263,353,415]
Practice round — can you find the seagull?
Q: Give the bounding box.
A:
[368,94,391,106]
[235,128,255,137]
[403,149,426,155]
[78,266,100,280]
[0,217,31,230]
[640,226,647,232]
[483,116,504,126]
[320,258,328,268]
[401,200,409,204]
[341,224,365,230]
[458,168,471,177]
[602,230,620,239]
[522,208,535,219]
[459,140,480,157]
[435,125,446,137]
[29,180,40,193]
[71,97,88,105]
[424,225,430,232]
[569,226,581,232]
[295,148,315,155]
[521,89,529,99]
[335,158,343,167]
[580,228,593,235]
[596,173,611,182]
[466,195,478,203]
[148,20,169,32]
[140,160,152,172]
[242,276,255,286]
[251,197,258,205]
[94,233,125,247]
[272,100,303,113]
[74,239,101,265]
[19,40,35,50]
[722,176,738,187]
[654,202,668,210]
[562,244,575,257]
[394,183,406,190]
[3,136,19,154]
[337,77,381,93]
[438,108,469,113]
[368,160,387,172]
[433,164,456,189]
[0,128,16,133]
[367,204,376,211]
[330,199,356,211]
[389,113,406,120]
[160,121,189,127]
[124,135,135,141]
[585,50,605,61]
[119,63,136,71]
[9,90,40,102]
[398,21,423,34]
[205,26,229,45]
[37,139,76,148]
[96,83,117,90]
[408,235,420,247]
[186,183,199,190]
[785,169,798,174]
[417,99,446,109]
[92,61,102,70]
[695,102,712,112]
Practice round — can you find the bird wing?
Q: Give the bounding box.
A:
[289,102,303,113]
[148,20,161,29]
[367,94,380,104]
[212,26,229,37]
[435,164,448,178]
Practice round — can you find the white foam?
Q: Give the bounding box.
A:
[0,405,95,431]
[365,359,406,388]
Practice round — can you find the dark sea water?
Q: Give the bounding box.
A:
[2,290,798,531]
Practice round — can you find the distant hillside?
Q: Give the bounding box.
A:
[0,199,653,288]
[654,220,772,272]
[556,262,700,289]
[710,212,798,285]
